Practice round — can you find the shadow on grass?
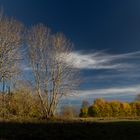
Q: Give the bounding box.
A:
[1,121,140,140]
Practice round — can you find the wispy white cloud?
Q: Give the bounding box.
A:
[61,50,140,70]
[72,84,140,98]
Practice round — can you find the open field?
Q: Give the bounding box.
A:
[1,118,140,140]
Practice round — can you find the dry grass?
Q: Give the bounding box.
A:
[1,117,140,140]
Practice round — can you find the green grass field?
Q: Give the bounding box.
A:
[1,118,140,140]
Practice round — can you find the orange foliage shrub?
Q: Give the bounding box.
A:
[80,98,140,118]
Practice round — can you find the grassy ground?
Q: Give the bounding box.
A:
[1,118,140,140]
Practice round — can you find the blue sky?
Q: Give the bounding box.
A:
[1,0,140,105]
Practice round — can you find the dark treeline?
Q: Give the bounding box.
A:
[1,92,140,119]
[79,98,140,118]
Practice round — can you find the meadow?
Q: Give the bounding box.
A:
[1,118,140,140]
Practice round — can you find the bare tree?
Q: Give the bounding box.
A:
[0,11,23,119]
[81,100,90,108]
[27,24,79,118]
[135,94,140,102]
[0,12,23,92]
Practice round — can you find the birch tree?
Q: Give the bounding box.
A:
[27,24,79,118]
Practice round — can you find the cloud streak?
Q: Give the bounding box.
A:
[62,50,140,70]
[72,84,140,98]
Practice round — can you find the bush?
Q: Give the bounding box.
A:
[109,101,121,117]
[79,98,140,118]
[88,104,100,117]
[79,107,88,117]
[0,90,42,119]
[60,106,78,118]
[88,99,112,117]
[130,102,137,116]
[131,102,140,116]
[120,102,131,117]
[103,102,112,117]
